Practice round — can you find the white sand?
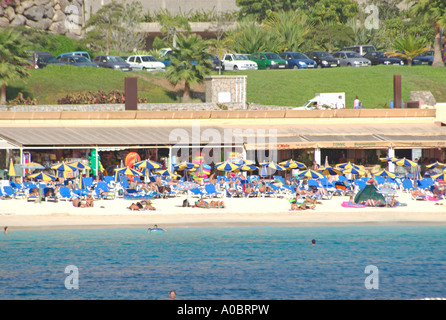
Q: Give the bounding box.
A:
[1,191,445,230]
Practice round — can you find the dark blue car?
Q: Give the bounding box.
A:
[363,51,404,65]
[279,52,317,69]
[412,50,434,65]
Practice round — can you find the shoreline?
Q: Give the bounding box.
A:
[1,191,445,230]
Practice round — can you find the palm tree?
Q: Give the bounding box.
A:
[0,28,31,105]
[410,0,446,67]
[386,35,430,66]
[263,10,310,52]
[165,34,212,102]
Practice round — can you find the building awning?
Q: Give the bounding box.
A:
[0,123,445,150]
[0,137,20,149]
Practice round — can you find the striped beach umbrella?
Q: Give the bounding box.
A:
[379,157,398,162]
[267,162,286,171]
[27,172,56,181]
[238,164,258,172]
[51,163,77,173]
[318,167,343,176]
[154,169,180,179]
[426,161,446,169]
[336,162,361,170]
[342,167,366,176]
[432,171,446,181]
[279,159,306,169]
[215,161,240,172]
[392,158,417,167]
[373,169,398,179]
[173,161,198,171]
[114,167,142,182]
[298,169,324,179]
[21,162,45,169]
[67,161,91,170]
[134,159,162,170]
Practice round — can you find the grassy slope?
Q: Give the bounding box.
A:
[7,65,176,105]
[7,64,446,107]
[227,65,446,108]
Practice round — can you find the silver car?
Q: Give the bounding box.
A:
[332,51,371,67]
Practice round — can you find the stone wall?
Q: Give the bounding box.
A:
[0,0,84,39]
[205,75,247,110]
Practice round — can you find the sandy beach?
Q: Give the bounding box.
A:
[1,191,445,230]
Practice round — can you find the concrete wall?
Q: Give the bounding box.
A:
[205,75,247,110]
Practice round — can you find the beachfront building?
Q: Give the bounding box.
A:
[0,107,445,180]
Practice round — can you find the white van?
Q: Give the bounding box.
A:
[342,45,376,56]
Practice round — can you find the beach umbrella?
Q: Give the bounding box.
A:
[413,165,422,182]
[379,157,398,162]
[67,161,91,170]
[267,162,286,171]
[154,169,180,179]
[27,172,56,181]
[215,161,240,172]
[238,164,258,172]
[173,161,198,171]
[21,162,45,170]
[234,159,255,166]
[79,177,86,190]
[336,162,361,170]
[279,159,306,169]
[51,163,77,172]
[391,158,417,167]
[298,169,324,179]
[318,167,343,176]
[373,169,398,179]
[426,161,446,169]
[134,159,162,170]
[140,168,153,177]
[432,171,446,180]
[8,159,16,177]
[342,167,366,176]
[114,167,142,182]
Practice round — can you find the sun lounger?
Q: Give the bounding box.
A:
[402,179,416,192]
[59,187,74,201]
[204,184,223,198]
[2,186,18,199]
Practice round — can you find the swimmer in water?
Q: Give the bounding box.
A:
[148,224,166,233]
[312,239,316,245]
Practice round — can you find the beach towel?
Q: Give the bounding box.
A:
[341,201,366,208]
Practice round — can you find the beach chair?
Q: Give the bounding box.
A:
[354,179,366,190]
[10,181,27,198]
[43,187,58,202]
[59,187,74,201]
[190,187,206,198]
[96,182,115,200]
[402,179,416,193]
[2,186,17,199]
[204,184,223,198]
[333,181,354,196]
[225,186,244,198]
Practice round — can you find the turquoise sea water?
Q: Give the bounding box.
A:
[1,226,445,300]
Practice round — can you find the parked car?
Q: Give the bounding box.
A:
[222,53,258,70]
[29,50,62,69]
[412,50,434,65]
[126,55,165,71]
[278,52,317,69]
[343,45,376,56]
[363,51,404,65]
[249,52,287,70]
[56,51,92,61]
[58,55,99,67]
[209,56,225,71]
[331,51,371,67]
[93,55,132,71]
[304,51,339,68]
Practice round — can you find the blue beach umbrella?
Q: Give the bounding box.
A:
[51,163,77,172]
[432,170,446,181]
[154,169,180,179]
[279,159,306,170]
[392,158,417,167]
[298,169,324,179]
[67,161,91,171]
[373,169,398,179]
[135,159,162,170]
[215,161,240,172]
[342,167,366,176]
[318,167,343,176]
[426,161,446,169]
[173,161,198,171]
[27,172,56,181]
